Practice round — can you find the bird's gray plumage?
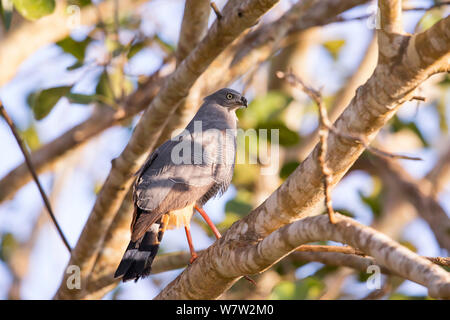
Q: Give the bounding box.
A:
[115,88,247,282]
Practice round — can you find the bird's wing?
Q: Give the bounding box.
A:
[131,132,229,240]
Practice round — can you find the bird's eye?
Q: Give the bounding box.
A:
[226,93,233,100]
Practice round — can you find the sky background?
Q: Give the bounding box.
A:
[0,0,448,299]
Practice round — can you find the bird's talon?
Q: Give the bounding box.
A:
[189,253,198,264]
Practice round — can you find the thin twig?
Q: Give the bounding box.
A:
[277,71,421,160]
[0,101,72,252]
[277,70,337,223]
[210,2,223,20]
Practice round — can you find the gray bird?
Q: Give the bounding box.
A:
[114,88,248,282]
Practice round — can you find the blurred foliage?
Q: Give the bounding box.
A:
[12,0,55,21]
[0,0,13,30]
[417,9,443,31]
[237,91,292,128]
[95,69,134,105]
[19,124,41,150]
[28,86,72,120]
[388,293,430,300]
[358,176,383,218]
[390,115,428,147]
[57,36,92,63]
[322,39,346,61]
[270,278,324,300]
[279,161,300,180]
[0,232,19,263]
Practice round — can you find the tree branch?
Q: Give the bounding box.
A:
[0,101,71,252]
[155,214,450,299]
[176,0,211,65]
[379,0,404,34]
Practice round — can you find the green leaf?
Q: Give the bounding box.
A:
[29,86,72,120]
[257,120,300,147]
[67,0,91,7]
[322,39,346,61]
[358,176,383,218]
[154,34,175,53]
[270,281,296,300]
[418,10,442,31]
[12,0,55,21]
[66,61,84,71]
[0,232,19,263]
[334,208,355,218]
[20,124,41,150]
[391,116,428,147]
[225,199,252,217]
[127,40,147,59]
[95,69,134,105]
[232,163,259,188]
[0,0,13,30]
[389,293,430,300]
[270,278,324,300]
[67,92,97,105]
[237,91,292,128]
[56,36,91,62]
[279,161,300,180]
[216,213,241,231]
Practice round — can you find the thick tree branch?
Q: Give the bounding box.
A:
[155,214,450,299]
[176,0,211,65]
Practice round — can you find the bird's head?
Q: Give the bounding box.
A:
[204,88,247,110]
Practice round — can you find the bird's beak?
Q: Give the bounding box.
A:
[240,96,248,108]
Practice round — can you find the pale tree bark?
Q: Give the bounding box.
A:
[176,0,211,65]
[54,0,281,300]
[155,214,450,299]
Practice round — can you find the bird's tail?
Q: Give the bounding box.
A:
[114,217,166,282]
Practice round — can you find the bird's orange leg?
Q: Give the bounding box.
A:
[194,204,221,239]
[184,224,198,264]
[194,204,256,286]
